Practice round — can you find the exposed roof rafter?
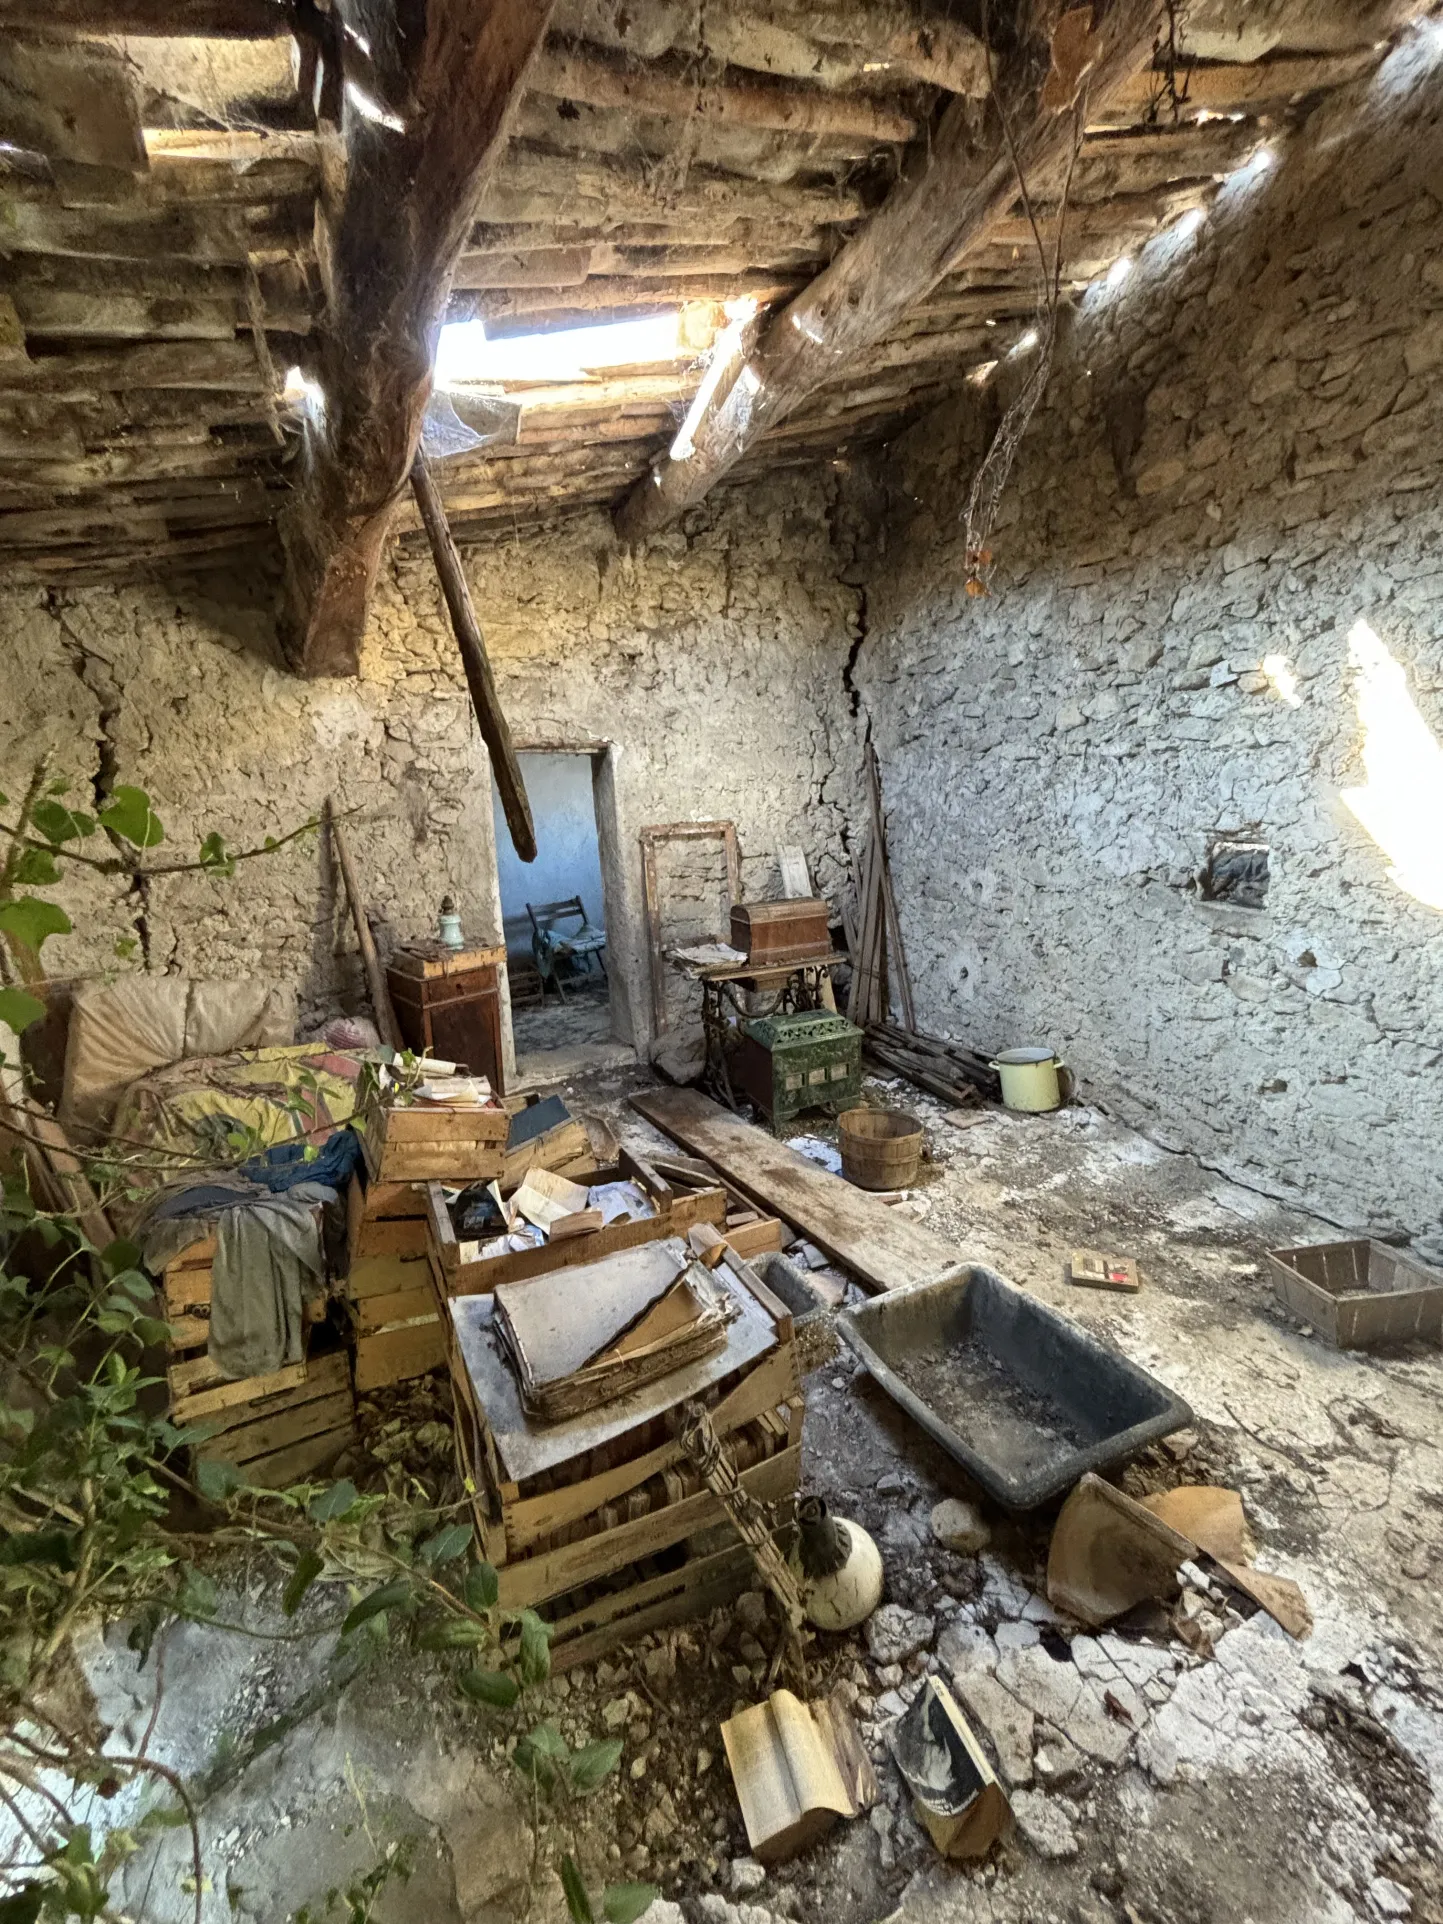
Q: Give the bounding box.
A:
[277,0,558,676]
[614,0,1165,544]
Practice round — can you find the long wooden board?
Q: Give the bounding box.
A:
[628,1088,965,1295]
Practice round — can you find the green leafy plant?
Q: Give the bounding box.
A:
[559,1855,658,1924]
[0,768,644,1924]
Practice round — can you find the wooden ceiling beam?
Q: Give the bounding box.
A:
[1100,46,1377,118]
[529,42,918,144]
[479,148,868,230]
[0,340,273,395]
[0,0,294,35]
[278,0,557,677]
[614,0,1164,543]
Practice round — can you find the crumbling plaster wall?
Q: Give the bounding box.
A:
[854,33,1443,1244]
[394,473,862,1047]
[0,473,860,1050]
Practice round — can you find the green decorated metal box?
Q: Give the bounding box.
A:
[732,1008,864,1130]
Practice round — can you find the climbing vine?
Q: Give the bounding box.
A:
[0,773,651,1923]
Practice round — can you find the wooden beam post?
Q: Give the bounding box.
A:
[411,450,536,863]
[328,802,402,1051]
[614,0,1163,545]
[279,0,557,678]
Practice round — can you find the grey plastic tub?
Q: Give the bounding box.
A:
[838,1265,1192,1510]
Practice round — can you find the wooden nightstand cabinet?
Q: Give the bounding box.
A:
[386,942,507,1093]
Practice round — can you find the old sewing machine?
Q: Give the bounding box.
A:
[675,900,863,1130]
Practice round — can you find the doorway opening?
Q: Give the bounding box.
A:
[493,750,624,1084]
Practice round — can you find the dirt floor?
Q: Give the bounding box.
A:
[77,1061,1443,1924]
[511,982,614,1056]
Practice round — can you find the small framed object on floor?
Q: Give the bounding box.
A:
[1067,1248,1141,1293]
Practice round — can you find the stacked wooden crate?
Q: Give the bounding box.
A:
[361,1096,510,1185]
[347,1177,447,1390]
[350,1097,509,1388]
[161,1229,355,1486]
[445,1242,803,1669]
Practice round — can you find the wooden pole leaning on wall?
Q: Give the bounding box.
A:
[327,801,403,1051]
[410,450,537,863]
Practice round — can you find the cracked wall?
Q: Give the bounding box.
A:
[853,36,1443,1246]
[0,474,860,1048]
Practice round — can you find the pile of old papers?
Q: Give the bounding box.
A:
[459,1169,656,1262]
[492,1236,737,1421]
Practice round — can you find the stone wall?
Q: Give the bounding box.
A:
[0,473,861,1056]
[852,33,1443,1243]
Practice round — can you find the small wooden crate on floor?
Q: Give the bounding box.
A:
[161,1231,355,1484]
[346,1176,446,1389]
[425,1148,729,1299]
[361,1097,509,1185]
[446,1243,803,1664]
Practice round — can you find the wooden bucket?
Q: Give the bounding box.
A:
[838,1107,924,1190]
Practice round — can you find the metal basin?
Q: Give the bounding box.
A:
[838,1265,1192,1510]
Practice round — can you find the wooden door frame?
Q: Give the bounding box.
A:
[639,820,741,1037]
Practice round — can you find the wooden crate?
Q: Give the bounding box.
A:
[344,1179,445,1388]
[191,1351,355,1488]
[355,1314,446,1390]
[544,1539,758,1671]
[458,1353,801,1611]
[425,1149,729,1298]
[1266,1239,1443,1348]
[161,1221,329,1426]
[347,1174,428,1261]
[446,1245,803,1664]
[361,1098,509,1184]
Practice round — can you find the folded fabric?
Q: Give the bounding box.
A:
[243,1126,365,1195]
[140,1178,335,1380]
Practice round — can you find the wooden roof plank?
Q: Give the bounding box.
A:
[615,0,1163,541]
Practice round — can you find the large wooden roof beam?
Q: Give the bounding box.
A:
[530,42,919,143]
[0,0,295,34]
[279,0,556,677]
[615,0,1163,544]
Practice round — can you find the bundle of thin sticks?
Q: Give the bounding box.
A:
[863,1021,1001,1107]
[845,745,914,1031]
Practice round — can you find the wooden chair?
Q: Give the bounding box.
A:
[526,896,607,1004]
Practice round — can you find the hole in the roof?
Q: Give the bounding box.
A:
[282,365,326,417]
[435,312,683,388]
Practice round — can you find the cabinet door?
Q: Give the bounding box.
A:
[426,976,503,1092]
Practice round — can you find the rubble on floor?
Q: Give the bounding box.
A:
[55,1064,1443,1924]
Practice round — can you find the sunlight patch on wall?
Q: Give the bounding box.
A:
[1340,619,1443,912]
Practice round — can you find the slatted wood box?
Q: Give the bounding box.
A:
[446,1246,803,1667]
[425,1146,729,1298]
[161,1229,355,1486]
[346,1176,447,1389]
[361,1097,510,1184]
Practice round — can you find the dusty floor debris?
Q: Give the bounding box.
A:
[66,1064,1442,1924]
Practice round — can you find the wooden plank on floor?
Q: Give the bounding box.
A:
[628,1087,964,1294]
